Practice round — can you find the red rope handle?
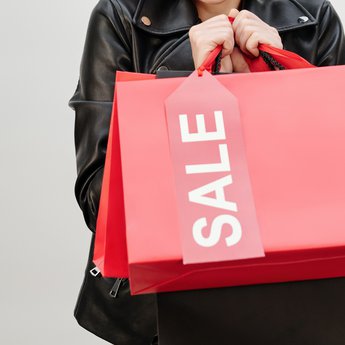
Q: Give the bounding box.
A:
[197,17,235,76]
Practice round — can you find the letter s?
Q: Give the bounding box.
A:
[192,215,242,248]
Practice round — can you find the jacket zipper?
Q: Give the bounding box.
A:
[89,267,126,298]
[109,278,127,298]
[90,266,101,277]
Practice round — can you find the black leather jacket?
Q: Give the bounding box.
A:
[70,0,345,234]
[69,0,345,344]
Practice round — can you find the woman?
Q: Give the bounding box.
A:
[69,0,345,344]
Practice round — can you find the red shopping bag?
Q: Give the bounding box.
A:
[113,65,345,295]
[94,72,155,277]
[94,41,313,276]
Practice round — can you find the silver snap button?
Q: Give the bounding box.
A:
[298,16,309,24]
[157,66,169,71]
[141,16,152,26]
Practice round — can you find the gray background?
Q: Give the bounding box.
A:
[0,1,344,344]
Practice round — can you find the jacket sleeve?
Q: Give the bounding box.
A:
[316,1,345,66]
[69,0,132,231]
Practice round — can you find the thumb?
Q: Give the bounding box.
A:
[229,8,240,20]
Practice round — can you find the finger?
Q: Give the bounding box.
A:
[220,55,233,73]
[190,16,231,39]
[200,20,233,31]
[232,10,258,32]
[234,19,257,53]
[245,31,263,57]
[229,8,240,20]
[231,47,250,73]
[220,31,235,55]
[192,29,234,64]
[246,29,283,56]
[206,28,235,55]
[190,23,233,48]
[234,16,258,34]
[234,16,283,56]
[191,28,232,49]
[189,16,236,68]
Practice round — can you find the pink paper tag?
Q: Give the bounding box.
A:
[165,71,265,264]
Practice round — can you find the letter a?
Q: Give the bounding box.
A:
[188,175,238,212]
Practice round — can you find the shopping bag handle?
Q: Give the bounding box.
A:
[197,17,312,75]
[197,17,235,76]
[197,17,284,75]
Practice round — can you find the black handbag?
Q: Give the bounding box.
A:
[74,235,158,345]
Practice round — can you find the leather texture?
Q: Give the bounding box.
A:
[69,0,345,344]
[157,277,345,345]
[74,237,158,345]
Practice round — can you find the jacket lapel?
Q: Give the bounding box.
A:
[243,0,317,32]
[133,0,199,35]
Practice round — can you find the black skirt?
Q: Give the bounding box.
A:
[157,278,345,345]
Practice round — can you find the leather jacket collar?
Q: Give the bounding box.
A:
[133,0,199,35]
[134,0,317,35]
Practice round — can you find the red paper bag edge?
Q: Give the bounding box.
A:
[94,71,155,278]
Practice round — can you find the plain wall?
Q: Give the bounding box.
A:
[0,1,344,344]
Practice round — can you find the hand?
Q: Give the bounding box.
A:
[189,14,235,72]
[230,9,283,57]
[228,9,283,73]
